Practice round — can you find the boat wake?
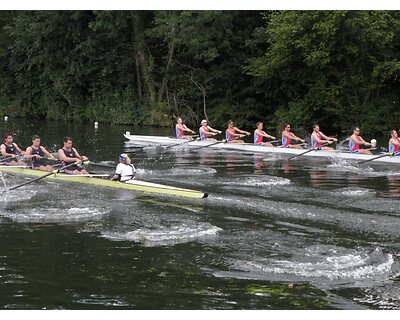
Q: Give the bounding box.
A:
[2,207,110,223]
[217,175,291,188]
[100,222,222,247]
[215,246,400,288]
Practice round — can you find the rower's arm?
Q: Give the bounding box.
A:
[227,129,241,137]
[290,132,304,142]
[0,144,7,157]
[24,147,35,160]
[260,130,276,140]
[312,133,325,143]
[183,125,195,133]
[73,148,88,161]
[42,147,56,160]
[235,127,250,135]
[392,138,400,146]
[1,144,16,158]
[14,144,24,154]
[58,149,80,162]
[359,137,371,146]
[209,126,222,134]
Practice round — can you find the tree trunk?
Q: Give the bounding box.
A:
[158,43,175,102]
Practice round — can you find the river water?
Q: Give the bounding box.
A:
[0,118,400,310]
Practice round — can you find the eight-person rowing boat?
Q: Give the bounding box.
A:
[124,118,400,165]
[0,134,208,199]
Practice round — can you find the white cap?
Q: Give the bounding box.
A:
[119,153,131,165]
[201,119,208,125]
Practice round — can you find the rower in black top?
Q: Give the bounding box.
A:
[57,136,89,175]
[25,135,57,172]
[0,133,25,166]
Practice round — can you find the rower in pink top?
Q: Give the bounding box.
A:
[225,120,250,144]
[199,119,222,141]
[281,123,305,149]
[349,127,372,155]
[253,121,276,147]
[389,130,400,154]
[175,117,195,140]
[310,124,337,151]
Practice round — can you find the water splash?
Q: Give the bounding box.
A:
[101,223,222,247]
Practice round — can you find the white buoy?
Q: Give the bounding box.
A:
[94,121,98,127]
[4,116,8,121]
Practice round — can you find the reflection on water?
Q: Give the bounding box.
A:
[1,119,400,310]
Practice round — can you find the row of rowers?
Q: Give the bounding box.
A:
[0,134,90,172]
[176,118,400,155]
[0,134,135,181]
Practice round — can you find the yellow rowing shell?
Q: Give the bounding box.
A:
[0,166,208,199]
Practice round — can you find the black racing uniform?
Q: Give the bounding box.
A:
[61,148,84,172]
[1,143,18,163]
[30,146,46,167]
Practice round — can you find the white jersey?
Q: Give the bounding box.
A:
[115,163,136,182]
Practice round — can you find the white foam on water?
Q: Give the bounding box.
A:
[218,175,291,187]
[230,247,398,286]
[5,207,109,223]
[0,189,38,204]
[101,223,222,246]
[326,159,374,173]
[336,187,376,197]
[75,294,130,307]
[136,167,217,178]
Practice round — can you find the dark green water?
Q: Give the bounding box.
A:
[1,118,400,310]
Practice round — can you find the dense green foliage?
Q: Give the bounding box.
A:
[0,11,399,134]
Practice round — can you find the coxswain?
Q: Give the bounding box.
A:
[348,127,372,155]
[0,133,25,166]
[57,137,89,175]
[199,119,222,141]
[310,124,337,151]
[24,135,57,172]
[111,154,136,182]
[281,123,305,149]
[175,117,196,140]
[388,130,400,155]
[226,120,250,144]
[254,121,276,147]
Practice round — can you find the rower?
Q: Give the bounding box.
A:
[0,133,25,166]
[254,121,276,147]
[226,120,250,144]
[199,119,221,141]
[281,123,305,149]
[389,130,400,155]
[25,135,57,172]
[176,117,196,140]
[348,127,372,155]
[57,136,89,175]
[310,124,337,151]
[111,154,136,182]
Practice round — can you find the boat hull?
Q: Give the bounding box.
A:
[0,166,208,199]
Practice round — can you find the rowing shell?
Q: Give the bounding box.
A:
[123,133,400,165]
[0,165,208,199]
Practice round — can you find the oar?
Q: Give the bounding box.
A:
[0,155,23,164]
[358,151,400,165]
[192,139,227,150]
[287,142,330,160]
[164,137,201,150]
[86,161,116,169]
[6,161,83,192]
